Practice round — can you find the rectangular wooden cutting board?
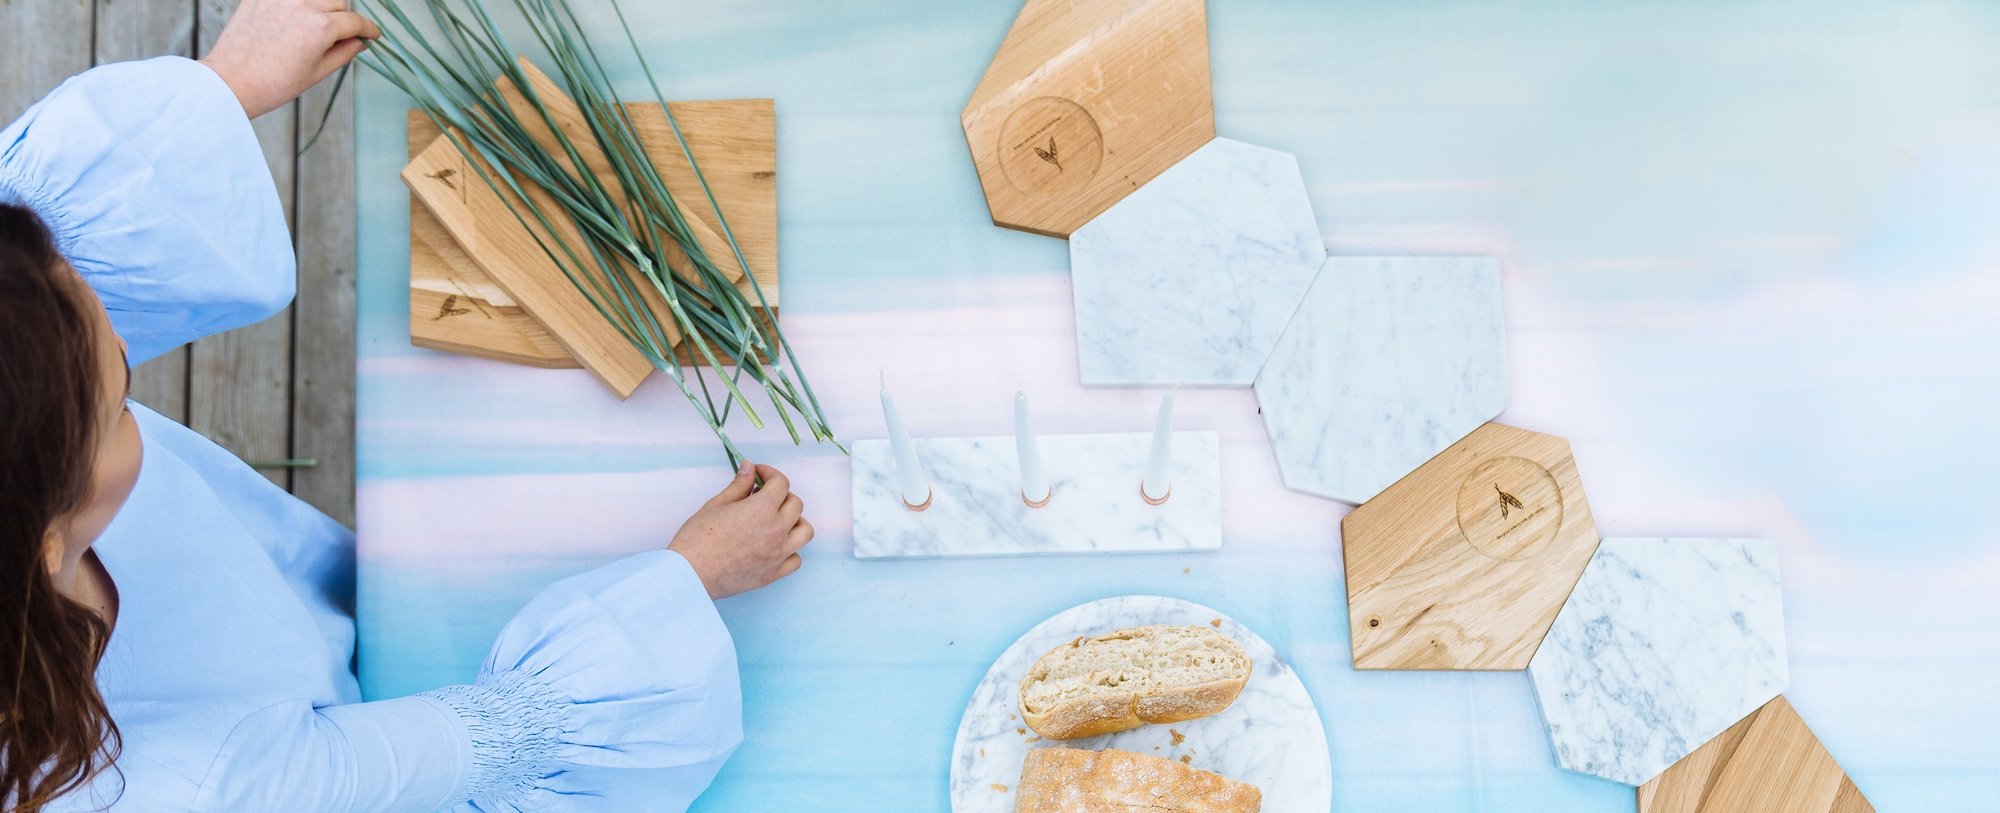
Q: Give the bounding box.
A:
[404,58,778,392]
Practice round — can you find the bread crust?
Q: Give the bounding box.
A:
[1012,747,1262,813]
[1018,625,1251,740]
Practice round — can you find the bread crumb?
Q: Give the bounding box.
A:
[1180,754,1193,765]
[1170,729,1185,746]
[1026,736,1042,743]
[991,783,1008,793]
[1209,618,1222,628]
[1017,727,1026,735]
[1182,567,1190,574]
[979,748,986,758]
[1070,636,1084,648]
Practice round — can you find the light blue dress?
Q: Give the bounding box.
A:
[0,57,742,812]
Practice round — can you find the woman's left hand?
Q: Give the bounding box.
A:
[199,0,381,119]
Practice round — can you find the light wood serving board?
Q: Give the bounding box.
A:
[409,109,576,368]
[404,59,777,394]
[961,0,1214,237]
[1341,422,1601,670]
[1638,696,1873,813]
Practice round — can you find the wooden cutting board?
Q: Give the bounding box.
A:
[409,109,576,368]
[1638,696,1873,813]
[1341,422,1602,670]
[404,58,777,394]
[961,0,1214,238]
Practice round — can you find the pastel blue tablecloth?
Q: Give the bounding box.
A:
[354,2,2000,809]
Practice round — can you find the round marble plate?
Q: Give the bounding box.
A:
[949,595,1331,812]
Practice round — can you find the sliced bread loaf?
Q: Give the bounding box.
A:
[1012,747,1262,813]
[1018,624,1251,740]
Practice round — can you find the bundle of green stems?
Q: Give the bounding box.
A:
[357,0,840,465]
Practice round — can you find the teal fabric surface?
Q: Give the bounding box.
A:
[356,2,2000,809]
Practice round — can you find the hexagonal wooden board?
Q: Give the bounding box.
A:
[961,0,1214,237]
[1342,422,1600,670]
[1639,696,1873,813]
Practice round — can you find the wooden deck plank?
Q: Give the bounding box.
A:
[0,0,91,124]
[94,0,198,423]
[293,74,358,526]
[190,0,299,489]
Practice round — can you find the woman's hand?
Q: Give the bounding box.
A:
[669,462,814,600]
[198,0,381,119]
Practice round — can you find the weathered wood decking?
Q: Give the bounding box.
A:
[1,0,356,525]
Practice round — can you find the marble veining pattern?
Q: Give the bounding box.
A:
[950,595,1331,812]
[1254,256,1508,504]
[1070,138,1327,386]
[1528,537,1789,786]
[851,432,1221,558]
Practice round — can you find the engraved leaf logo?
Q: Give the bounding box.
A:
[425,168,457,189]
[434,294,472,321]
[1494,483,1524,519]
[1032,137,1062,172]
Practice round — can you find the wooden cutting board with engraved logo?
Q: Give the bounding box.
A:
[404,58,777,390]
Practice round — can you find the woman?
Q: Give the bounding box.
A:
[0,1,814,810]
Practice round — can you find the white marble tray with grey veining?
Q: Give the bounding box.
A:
[1528,537,1788,786]
[851,433,1220,559]
[949,596,1331,812]
[1255,255,1509,504]
[1069,138,1327,387]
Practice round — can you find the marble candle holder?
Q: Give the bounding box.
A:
[851,431,1221,559]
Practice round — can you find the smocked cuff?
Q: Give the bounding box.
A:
[420,671,570,808]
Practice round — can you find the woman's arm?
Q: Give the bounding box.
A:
[0,0,375,364]
[192,551,741,813]
[199,0,380,120]
[190,463,808,812]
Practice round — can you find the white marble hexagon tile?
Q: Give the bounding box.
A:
[1528,537,1789,786]
[1253,256,1509,504]
[1069,137,1327,387]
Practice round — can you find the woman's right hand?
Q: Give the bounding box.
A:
[198,0,381,119]
[669,462,814,600]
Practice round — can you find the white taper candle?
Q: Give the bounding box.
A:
[1014,391,1051,505]
[880,379,930,508]
[1142,386,1176,502]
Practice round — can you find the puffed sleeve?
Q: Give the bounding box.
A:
[0,56,293,365]
[186,551,741,813]
[423,549,744,812]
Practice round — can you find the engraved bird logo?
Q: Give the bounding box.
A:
[434,294,472,321]
[1033,137,1062,172]
[1494,483,1525,519]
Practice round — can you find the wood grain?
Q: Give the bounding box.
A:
[93,0,196,423]
[407,110,578,368]
[292,63,358,525]
[1638,696,1873,813]
[192,0,296,488]
[404,60,779,395]
[961,0,1214,237]
[408,78,779,368]
[1341,422,1600,670]
[1,0,91,124]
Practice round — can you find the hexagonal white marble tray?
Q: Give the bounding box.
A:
[1070,137,1327,387]
[949,595,1331,812]
[1255,255,1509,504]
[1529,537,1789,786]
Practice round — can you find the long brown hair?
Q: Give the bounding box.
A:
[0,203,120,810]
